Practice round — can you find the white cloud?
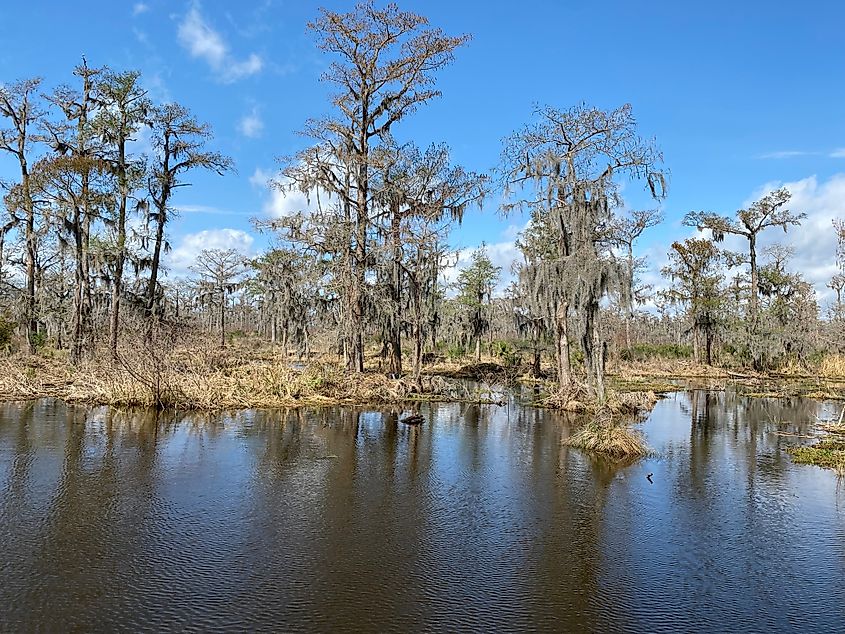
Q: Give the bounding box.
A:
[166,228,254,278]
[133,2,149,16]
[177,3,263,83]
[250,167,325,218]
[126,122,153,156]
[756,150,814,160]
[142,71,171,102]
[238,106,264,138]
[133,28,150,46]
[758,148,845,159]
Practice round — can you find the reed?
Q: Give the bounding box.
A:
[818,354,845,379]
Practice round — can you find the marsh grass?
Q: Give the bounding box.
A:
[787,408,845,475]
[543,381,659,415]
[0,339,499,410]
[787,439,845,474]
[564,416,653,461]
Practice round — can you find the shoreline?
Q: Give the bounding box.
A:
[0,351,842,412]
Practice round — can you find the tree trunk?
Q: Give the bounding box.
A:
[219,291,226,348]
[582,300,607,399]
[749,233,758,324]
[349,120,369,374]
[532,337,541,378]
[109,137,128,361]
[386,201,402,376]
[556,301,572,387]
[595,334,606,401]
[692,322,701,364]
[145,199,167,332]
[70,205,86,364]
[21,170,37,354]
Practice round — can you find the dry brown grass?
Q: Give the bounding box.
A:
[543,381,659,415]
[819,355,845,379]
[0,338,503,410]
[564,417,653,461]
[610,359,731,379]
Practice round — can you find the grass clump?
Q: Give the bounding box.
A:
[787,439,845,474]
[787,409,845,475]
[564,417,653,461]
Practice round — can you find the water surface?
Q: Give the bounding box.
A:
[1,392,844,632]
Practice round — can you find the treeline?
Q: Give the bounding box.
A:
[1,2,843,399]
[0,62,231,364]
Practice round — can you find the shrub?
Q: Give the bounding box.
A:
[0,315,16,350]
[31,332,47,350]
[491,340,521,368]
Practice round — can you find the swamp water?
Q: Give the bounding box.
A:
[1,392,844,632]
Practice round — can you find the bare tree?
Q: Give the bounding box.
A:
[830,218,845,320]
[144,103,232,331]
[0,78,44,352]
[612,208,663,348]
[192,248,246,348]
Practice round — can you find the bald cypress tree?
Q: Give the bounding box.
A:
[685,188,804,369]
[282,1,470,373]
[144,104,232,331]
[0,78,44,353]
[661,238,722,365]
[502,103,666,397]
[456,246,500,362]
[38,60,105,363]
[94,69,150,359]
[372,142,485,375]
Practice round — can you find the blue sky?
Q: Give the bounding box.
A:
[2,0,844,302]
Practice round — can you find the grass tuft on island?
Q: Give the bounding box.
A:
[564,417,653,461]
